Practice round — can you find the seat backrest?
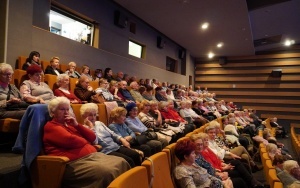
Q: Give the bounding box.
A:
[44,74,59,91]
[59,64,68,72]
[107,166,148,188]
[69,77,78,93]
[70,104,84,124]
[142,152,175,188]
[18,56,27,69]
[89,80,99,90]
[98,104,108,125]
[13,69,28,88]
[41,61,50,71]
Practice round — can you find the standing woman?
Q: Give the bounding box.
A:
[0,63,28,119]
[22,51,41,70]
[44,97,130,188]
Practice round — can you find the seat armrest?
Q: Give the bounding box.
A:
[30,155,70,188]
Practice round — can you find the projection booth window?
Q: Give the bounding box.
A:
[129,40,145,58]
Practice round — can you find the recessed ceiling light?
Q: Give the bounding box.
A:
[201,22,209,30]
[284,39,295,46]
[217,43,223,48]
[208,52,214,58]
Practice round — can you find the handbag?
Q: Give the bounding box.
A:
[6,101,30,110]
[91,93,106,104]
[130,135,148,146]
[141,130,158,140]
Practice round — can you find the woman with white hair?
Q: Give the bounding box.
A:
[80,103,141,167]
[54,74,82,103]
[205,121,262,173]
[0,63,28,119]
[44,97,130,188]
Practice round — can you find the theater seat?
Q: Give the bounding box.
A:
[142,152,175,188]
[44,74,58,91]
[107,166,148,188]
[0,118,20,132]
[30,155,70,188]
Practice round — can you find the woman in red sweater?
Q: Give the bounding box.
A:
[54,74,83,103]
[43,97,130,188]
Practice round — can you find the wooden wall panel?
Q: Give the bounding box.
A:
[195,53,300,124]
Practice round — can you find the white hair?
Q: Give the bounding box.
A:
[283,160,299,173]
[56,74,69,85]
[80,103,98,116]
[0,63,13,74]
[48,97,70,117]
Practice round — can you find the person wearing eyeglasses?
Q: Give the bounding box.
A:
[0,63,27,119]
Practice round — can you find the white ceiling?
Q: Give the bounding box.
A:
[114,0,300,58]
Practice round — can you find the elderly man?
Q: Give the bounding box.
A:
[115,71,124,81]
[117,80,135,103]
[65,61,81,78]
[129,81,146,103]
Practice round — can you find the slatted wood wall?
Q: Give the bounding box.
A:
[195,53,300,124]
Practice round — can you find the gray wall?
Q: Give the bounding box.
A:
[3,0,194,86]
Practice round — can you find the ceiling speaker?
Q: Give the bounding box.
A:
[219,57,227,65]
[157,36,165,49]
[271,69,282,77]
[114,10,127,28]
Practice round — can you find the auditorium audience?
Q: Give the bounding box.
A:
[43,97,130,187]
[270,117,288,138]
[93,68,102,81]
[95,78,114,101]
[20,65,55,104]
[44,57,63,75]
[108,107,152,157]
[80,103,141,167]
[174,139,225,188]
[190,133,265,188]
[129,81,146,103]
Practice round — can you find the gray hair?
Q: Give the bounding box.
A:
[80,103,98,116]
[283,160,299,173]
[0,63,13,74]
[48,97,70,117]
[56,74,69,85]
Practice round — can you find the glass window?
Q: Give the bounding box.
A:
[129,40,144,58]
[49,7,94,45]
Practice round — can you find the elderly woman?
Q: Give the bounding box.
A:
[80,103,141,167]
[142,85,157,101]
[54,74,82,104]
[0,63,28,119]
[174,139,225,188]
[125,102,168,153]
[20,64,55,104]
[108,107,152,157]
[65,61,81,78]
[80,65,93,81]
[190,133,264,188]
[44,57,63,75]
[138,100,175,143]
[159,101,194,135]
[95,78,114,101]
[205,122,262,173]
[74,75,96,102]
[43,97,130,188]
[22,51,41,70]
[179,100,208,128]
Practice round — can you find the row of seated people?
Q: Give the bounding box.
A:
[290,125,300,162]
